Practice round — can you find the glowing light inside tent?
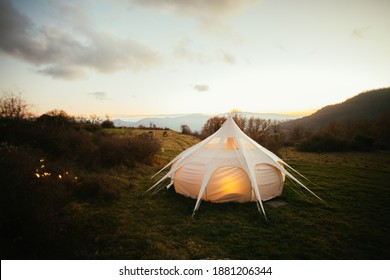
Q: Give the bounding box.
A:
[222,138,239,150]
[206,166,252,202]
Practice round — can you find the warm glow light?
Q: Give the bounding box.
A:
[222,138,239,150]
[58,175,62,179]
[207,166,252,202]
[220,177,238,194]
[278,110,318,117]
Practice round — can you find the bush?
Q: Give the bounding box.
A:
[127,134,161,164]
[181,124,192,135]
[101,119,115,128]
[97,134,161,167]
[350,134,375,151]
[297,133,350,152]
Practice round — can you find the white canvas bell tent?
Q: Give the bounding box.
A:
[148,115,322,219]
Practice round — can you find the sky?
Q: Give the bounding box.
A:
[0,0,389,119]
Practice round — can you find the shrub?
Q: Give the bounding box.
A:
[350,134,375,151]
[126,134,161,164]
[37,110,75,128]
[97,134,161,167]
[297,133,350,152]
[101,119,115,128]
[181,124,192,135]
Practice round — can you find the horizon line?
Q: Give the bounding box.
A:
[107,110,316,122]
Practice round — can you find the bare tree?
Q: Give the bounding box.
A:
[251,118,271,141]
[289,126,305,144]
[231,110,246,130]
[181,124,192,135]
[0,89,33,119]
[200,116,226,138]
[89,114,101,124]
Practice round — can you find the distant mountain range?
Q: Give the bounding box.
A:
[113,112,298,132]
[282,87,390,130]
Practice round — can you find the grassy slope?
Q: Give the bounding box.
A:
[71,129,390,259]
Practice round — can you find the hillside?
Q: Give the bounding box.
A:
[283,87,390,130]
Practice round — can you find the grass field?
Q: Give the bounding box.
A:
[1,128,389,260]
[60,129,390,260]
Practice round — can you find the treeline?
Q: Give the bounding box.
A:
[181,114,284,154]
[0,92,161,258]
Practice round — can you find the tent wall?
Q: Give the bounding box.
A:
[174,163,205,200]
[254,164,283,200]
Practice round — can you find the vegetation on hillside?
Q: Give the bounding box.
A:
[285,112,390,152]
[282,88,390,152]
[284,87,390,129]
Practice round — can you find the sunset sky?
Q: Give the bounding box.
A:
[0,0,389,119]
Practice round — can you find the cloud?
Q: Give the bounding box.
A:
[126,0,258,38]
[38,65,87,80]
[193,84,209,92]
[0,0,161,79]
[352,26,371,39]
[219,51,236,65]
[174,37,236,65]
[0,0,43,64]
[131,0,258,24]
[174,37,209,63]
[80,35,161,73]
[89,91,109,100]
